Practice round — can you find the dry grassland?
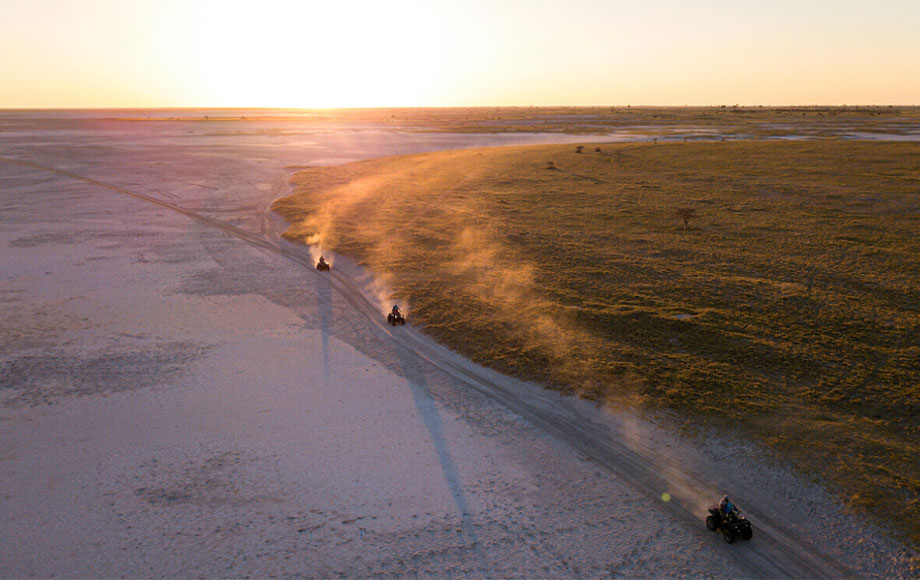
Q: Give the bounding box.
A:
[273,140,919,544]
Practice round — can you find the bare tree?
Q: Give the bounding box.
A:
[676,207,696,230]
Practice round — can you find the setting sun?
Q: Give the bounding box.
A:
[193,0,448,107]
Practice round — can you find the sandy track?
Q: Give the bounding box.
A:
[295,256,852,580]
[0,154,865,578]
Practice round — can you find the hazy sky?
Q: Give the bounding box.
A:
[2,0,918,108]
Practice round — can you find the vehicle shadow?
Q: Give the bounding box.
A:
[392,343,489,574]
[314,272,333,387]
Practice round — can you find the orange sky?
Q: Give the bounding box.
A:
[2,0,918,108]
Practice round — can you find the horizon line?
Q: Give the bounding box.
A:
[2,104,919,112]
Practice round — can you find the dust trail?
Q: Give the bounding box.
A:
[445,224,600,391]
[369,274,410,318]
[277,160,603,396]
[304,233,333,268]
[616,410,715,516]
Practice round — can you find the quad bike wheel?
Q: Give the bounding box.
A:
[706,516,716,531]
[723,528,736,544]
[741,527,752,541]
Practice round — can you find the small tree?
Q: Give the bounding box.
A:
[676,207,696,230]
[575,145,584,153]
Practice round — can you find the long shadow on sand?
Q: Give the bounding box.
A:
[392,343,489,574]
[313,272,333,387]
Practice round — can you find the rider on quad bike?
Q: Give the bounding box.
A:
[316,256,330,271]
[387,305,405,326]
[706,495,753,543]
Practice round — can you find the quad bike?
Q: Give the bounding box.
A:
[316,259,330,271]
[706,507,753,543]
[387,311,405,326]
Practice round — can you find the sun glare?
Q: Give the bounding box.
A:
[194,0,445,107]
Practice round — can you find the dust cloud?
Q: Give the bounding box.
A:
[304,233,333,267]
[278,160,607,395]
[446,225,597,383]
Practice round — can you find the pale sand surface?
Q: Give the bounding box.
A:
[0,112,915,578]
